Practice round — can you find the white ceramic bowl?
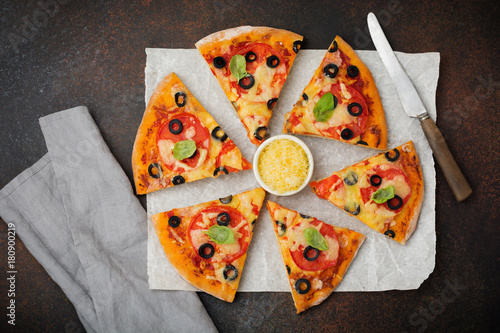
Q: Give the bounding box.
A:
[253,134,314,196]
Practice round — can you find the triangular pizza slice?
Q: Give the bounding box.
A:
[283,36,387,149]
[152,188,266,302]
[132,73,251,195]
[310,141,424,244]
[196,26,303,145]
[267,201,365,313]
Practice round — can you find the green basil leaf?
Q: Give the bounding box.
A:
[172,140,197,160]
[203,225,235,244]
[229,54,247,81]
[303,227,329,251]
[313,92,336,122]
[371,185,396,204]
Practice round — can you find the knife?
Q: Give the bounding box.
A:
[367,12,472,201]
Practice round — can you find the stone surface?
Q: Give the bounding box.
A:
[0,0,498,332]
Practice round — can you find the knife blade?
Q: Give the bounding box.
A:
[367,12,472,201]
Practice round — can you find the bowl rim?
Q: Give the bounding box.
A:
[253,134,314,196]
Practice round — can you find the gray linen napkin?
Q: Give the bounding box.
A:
[0,106,217,333]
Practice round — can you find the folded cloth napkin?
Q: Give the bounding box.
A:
[0,106,217,333]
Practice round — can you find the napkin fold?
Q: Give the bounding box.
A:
[0,106,217,333]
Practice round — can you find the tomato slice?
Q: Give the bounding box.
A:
[289,219,339,271]
[359,164,411,213]
[310,174,344,200]
[156,113,210,172]
[312,83,368,139]
[189,207,250,263]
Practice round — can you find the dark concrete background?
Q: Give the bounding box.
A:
[0,0,498,332]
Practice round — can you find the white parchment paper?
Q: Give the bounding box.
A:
[146,48,439,292]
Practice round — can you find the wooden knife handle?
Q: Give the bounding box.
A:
[420,117,472,201]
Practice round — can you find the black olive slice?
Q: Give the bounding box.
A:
[385,148,400,162]
[293,40,302,53]
[347,102,363,117]
[216,212,230,226]
[267,98,278,110]
[356,140,368,146]
[168,119,183,135]
[387,195,403,210]
[168,215,181,228]
[175,92,187,107]
[384,230,396,238]
[219,195,233,204]
[238,74,255,89]
[266,55,280,68]
[213,166,229,177]
[286,265,291,275]
[245,51,257,62]
[303,246,320,262]
[198,243,215,259]
[343,171,358,186]
[187,149,197,159]
[341,128,354,140]
[251,219,256,226]
[302,93,308,101]
[299,213,311,219]
[344,202,360,216]
[328,41,338,53]
[172,175,185,185]
[295,278,311,294]
[347,65,359,78]
[324,64,339,78]
[254,126,267,141]
[148,163,162,179]
[275,221,286,237]
[370,175,382,187]
[213,56,226,69]
[211,126,228,142]
[223,265,238,281]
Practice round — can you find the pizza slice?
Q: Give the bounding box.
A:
[267,201,365,313]
[310,141,424,245]
[151,188,266,302]
[283,36,387,149]
[196,26,303,145]
[132,73,252,195]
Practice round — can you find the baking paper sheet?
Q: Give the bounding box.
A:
[146,48,438,292]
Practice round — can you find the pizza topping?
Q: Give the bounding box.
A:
[203,225,235,244]
[385,148,400,162]
[168,119,183,135]
[293,40,302,53]
[267,98,278,110]
[275,220,287,236]
[302,93,308,101]
[328,40,338,53]
[356,140,368,146]
[219,195,233,204]
[245,51,257,62]
[313,92,337,122]
[172,140,197,160]
[387,195,404,210]
[295,278,311,294]
[347,65,359,78]
[341,128,354,140]
[168,215,181,228]
[213,166,229,177]
[148,163,162,179]
[303,246,320,261]
[175,92,187,107]
[299,213,311,219]
[370,175,382,187]
[223,265,238,281]
[344,202,361,215]
[324,63,339,79]
[211,126,228,142]
[213,56,226,69]
[216,212,230,226]
[347,102,363,117]
[371,185,396,204]
[254,126,267,141]
[229,54,248,81]
[384,230,396,238]
[303,227,329,251]
[199,243,215,259]
[238,74,255,89]
[172,175,185,185]
[266,55,280,68]
[343,170,358,186]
